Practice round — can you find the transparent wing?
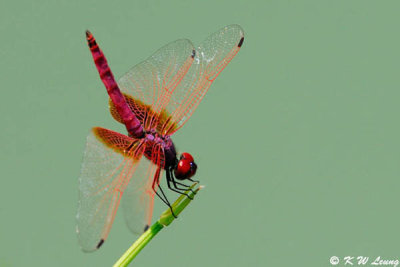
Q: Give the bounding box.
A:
[122,143,165,234]
[76,127,144,252]
[116,25,243,135]
[117,39,195,131]
[162,24,244,135]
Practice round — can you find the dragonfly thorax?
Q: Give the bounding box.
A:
[144,130,177,169]
[143,131,197,180]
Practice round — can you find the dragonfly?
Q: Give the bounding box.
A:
[76,25,244,252]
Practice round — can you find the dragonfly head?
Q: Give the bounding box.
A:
[174,152,197,180]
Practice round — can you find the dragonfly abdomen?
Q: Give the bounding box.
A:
[86,30,144,138]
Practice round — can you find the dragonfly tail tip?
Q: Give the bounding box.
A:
[85,30,92,38]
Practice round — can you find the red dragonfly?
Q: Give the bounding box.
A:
[76,25,244,252]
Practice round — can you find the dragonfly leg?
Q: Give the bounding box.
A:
[170,169,197,195]
[152,167,177,218]
[172,180,192,189]
[188,178,199,183]
[166,169,195,199]
[158,185,177,218]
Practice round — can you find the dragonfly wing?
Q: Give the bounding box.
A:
[76,127,144,252]
[121,156,161,234]
[162,25,244,135]
[117,39,195,131]
[122,143,165,234]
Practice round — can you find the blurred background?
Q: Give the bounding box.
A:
[1,0,400,266]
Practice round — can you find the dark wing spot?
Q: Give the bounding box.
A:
[96,239,105,249]
[143,224,150,232]
[191,49,196,58]
[238,37,244,48]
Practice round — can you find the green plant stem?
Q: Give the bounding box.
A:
[112,222,164,267]
[113,183,201,267]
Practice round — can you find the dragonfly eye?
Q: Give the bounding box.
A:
[180,152,194,162]
[174,153,196,180]
[190,161,197,176]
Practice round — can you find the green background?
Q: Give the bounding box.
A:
[1,0,400,266]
